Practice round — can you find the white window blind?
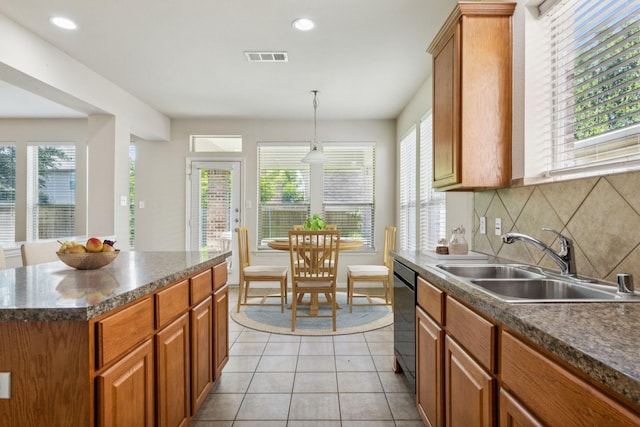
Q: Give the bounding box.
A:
[0,145,16,243]
[419,113,446,250]
[322,142,375,249]
[26,145,76,240]
[257,142,310,247]
[399,128,417,251]
[542,0,640,176]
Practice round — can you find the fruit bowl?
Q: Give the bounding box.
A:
[56,250,120,270]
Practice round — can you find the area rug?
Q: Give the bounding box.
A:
[230,291,393,336]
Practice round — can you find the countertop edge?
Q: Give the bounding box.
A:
[0,251,230,322]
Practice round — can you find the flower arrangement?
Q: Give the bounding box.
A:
[303,213,326,230]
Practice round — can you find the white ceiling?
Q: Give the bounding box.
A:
[0,0,457,120]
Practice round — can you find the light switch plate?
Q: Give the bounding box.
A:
[495,218,502,236]
[120,195,127,206]
[480,217,487,234]
[0,372,10,399]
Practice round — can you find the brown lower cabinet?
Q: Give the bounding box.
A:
[96,339,155,427]
[415,275,640,427]
[213,280,229,380]
[0,261,228,427]
[156,313,191,427]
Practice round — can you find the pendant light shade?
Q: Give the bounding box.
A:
[302,90,329,164]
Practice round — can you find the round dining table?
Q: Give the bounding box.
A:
[267,237,364,315]
[267,238,364,251]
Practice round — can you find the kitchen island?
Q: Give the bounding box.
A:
[393,250,640,426]
[0,250,230,427]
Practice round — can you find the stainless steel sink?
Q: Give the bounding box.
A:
[469,279,623,302]
[435,263,640,303]
[436,264,545,279]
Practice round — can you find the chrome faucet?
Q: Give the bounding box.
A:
[501,228,577,276]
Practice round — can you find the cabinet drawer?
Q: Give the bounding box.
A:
[417,277,444,324]
[213,262,228,291]
[156,279,189,329]
[191,269,212,305]
[445,296,496,372]
[97,297,154,368]
[501,331,640,426]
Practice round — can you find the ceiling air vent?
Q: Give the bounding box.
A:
[244,51,288,62]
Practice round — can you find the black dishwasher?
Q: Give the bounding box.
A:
[393,259,417,391]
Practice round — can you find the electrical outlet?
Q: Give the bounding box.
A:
[480,217,487,234]
[495,218,502,236]
[0,372,10,399]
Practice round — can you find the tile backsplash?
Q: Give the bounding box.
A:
[473,170,640,284]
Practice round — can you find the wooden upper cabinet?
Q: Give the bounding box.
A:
[428,2,516,191]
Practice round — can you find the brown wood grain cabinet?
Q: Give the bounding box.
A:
[96,338,155,427]
[501,331,640,427]
[213,266,229,380]
[0,260,228,427]
[416,276,497,427]
[415,274,640,426]
[416,306,443,427]
[427,2,516,190]
[191,296,214,413]
[156,313,191,427]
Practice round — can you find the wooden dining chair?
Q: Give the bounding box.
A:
[288,229,340,331]
[292,224,304,230]
[346,226,396,312]
[236,227,288,313]
[20,240,61,266]
[0,246,6,269]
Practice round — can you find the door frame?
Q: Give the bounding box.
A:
[185,157,244,284]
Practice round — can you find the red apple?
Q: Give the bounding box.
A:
[86,237,103,253]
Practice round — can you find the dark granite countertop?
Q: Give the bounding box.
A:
[0,251,230,322]
[392,249,640,408]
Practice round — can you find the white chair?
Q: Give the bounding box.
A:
[0,246,6,269]
[20,240,61,266]
[236,227,288,313]
[346,226,396,312]
[289,229,340,331]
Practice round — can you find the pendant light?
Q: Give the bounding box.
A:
[302,90,329,164]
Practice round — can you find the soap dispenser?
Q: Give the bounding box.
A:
[448,225,469,255]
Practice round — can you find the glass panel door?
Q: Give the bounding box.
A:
[189,161,241,284]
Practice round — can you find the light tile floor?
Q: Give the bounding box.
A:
[190,286,424,426]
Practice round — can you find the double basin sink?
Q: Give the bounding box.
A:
[435,264,640,303]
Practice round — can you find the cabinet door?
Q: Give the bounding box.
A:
[432,31,459,188]
[191,296,214,414]
[416,307,444,427]
[445,336,495,427]
[213,284,229,380]
[156,312,190,427]
[499,389,544,427]
[97,339,154,427]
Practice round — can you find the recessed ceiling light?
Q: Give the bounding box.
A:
[50,16,77,30]
[292,18,315,31]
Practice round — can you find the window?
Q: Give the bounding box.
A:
[542,0,640,176]
[419,113,446,250]
[399,127,417,250]
[322,142,375,247]
[191,135,242,152]
[26,145,76,240]
[0,145,16,243]
[257,141,377,249]
[257,143,310,246]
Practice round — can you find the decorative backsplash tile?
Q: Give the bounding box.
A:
[473,170,640,285]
